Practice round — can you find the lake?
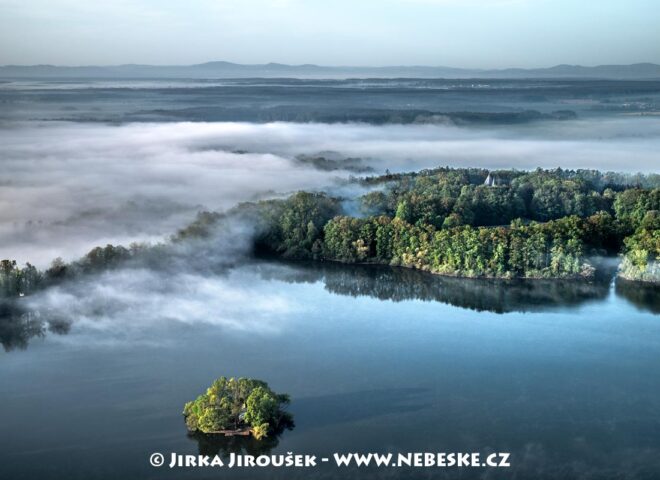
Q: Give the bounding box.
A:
[1,261,659,479]
[1,76,659,479]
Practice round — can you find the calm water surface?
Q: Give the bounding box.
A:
[1,262,659,480]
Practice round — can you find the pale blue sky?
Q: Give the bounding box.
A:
[1,0,658,67]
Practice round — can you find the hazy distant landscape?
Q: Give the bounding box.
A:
[2,61,660,79]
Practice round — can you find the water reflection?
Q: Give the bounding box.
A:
[188,418,294,458]
[1,260,657,352]
[0,301,71,351]
[616,280,660,314]
[262,261,618,314]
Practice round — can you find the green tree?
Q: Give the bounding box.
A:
[183,377,291,439]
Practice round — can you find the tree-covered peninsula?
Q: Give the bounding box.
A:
[183,377,293,440]
[0,167,658,297]
[243,168,659,282]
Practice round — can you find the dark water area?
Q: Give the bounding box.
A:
[1,261,659,479]
[2,78,660,123]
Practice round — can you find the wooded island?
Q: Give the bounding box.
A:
[183,377,292,440]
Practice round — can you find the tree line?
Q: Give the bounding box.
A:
[1,168,658,297]
[252,168,659,281]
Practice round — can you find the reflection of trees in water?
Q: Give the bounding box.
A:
[0,301,70,351]
[188,418,294,458]
[616,279,660,314]
[265,261,616,314]
[2,259,654,352]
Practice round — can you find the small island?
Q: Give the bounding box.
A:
[183,377,293,440]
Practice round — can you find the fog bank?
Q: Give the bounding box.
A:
[1,118,659,265]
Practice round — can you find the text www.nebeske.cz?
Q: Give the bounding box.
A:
[152,452,511,469]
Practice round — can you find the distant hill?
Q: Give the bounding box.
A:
[1,61,660,79]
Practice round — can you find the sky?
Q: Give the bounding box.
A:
[0,0,659,68]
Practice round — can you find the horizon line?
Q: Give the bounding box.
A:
[2,61,660,70]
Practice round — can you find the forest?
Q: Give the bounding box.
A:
[0,167,658,300]
[248,168,659,282]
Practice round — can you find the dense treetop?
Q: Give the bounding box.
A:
[183,377,292,440]
[249,168,659,281]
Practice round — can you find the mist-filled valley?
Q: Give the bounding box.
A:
[3,78,660,266]
[1,77,659,480]
[4,117,660,265]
